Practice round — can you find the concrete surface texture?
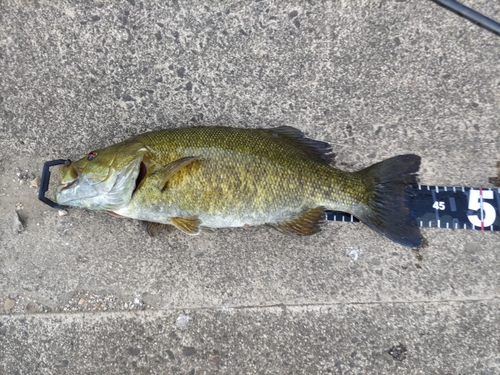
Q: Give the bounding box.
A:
[1,0,499,373]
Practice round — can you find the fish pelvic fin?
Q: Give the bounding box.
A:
[171,216,202,235]
[354,154,422,247]
[271,206,326,236]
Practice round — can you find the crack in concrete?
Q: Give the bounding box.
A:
[1,296,498,318]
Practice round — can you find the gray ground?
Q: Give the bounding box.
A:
[1,0,499,374]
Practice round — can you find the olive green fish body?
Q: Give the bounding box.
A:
[117,127,363,228]
[55,126,421,246]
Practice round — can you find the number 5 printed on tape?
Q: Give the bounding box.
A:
[467,188,496,228]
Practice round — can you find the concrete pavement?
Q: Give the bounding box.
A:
[1,0,499,373]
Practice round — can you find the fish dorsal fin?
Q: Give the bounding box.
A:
[263,126,334,164]
[171,217,201,235]
[156,156,199,191]
[271,206,326,236]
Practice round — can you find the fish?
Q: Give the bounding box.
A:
[55,126,422,247]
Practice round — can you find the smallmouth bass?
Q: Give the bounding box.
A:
[55,126,421,247]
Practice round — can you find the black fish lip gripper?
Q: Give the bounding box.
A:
[38,159,72,209]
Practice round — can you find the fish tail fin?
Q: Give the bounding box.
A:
[354,154,422,247]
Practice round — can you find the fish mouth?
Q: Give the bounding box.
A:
[58,179,77,192]
[55,158,144,210]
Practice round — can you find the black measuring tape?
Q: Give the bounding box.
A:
[326,185,500,231]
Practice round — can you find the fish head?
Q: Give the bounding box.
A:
[55,140,148,211]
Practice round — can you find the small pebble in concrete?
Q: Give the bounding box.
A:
[30,177,40,188]
[388,343,407,361]
[4,297,16,311]
[182,346,196,356]
[176,314,191,330]
[13,211,25,234]
[133,292,145,309]
[348,247,363,261]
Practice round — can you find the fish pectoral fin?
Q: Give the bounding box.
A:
[157,156,199,191]
[271,207,326,236]
[143,221,175,236]
[171,216,202,235]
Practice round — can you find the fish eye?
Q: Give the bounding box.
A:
[87,152,97,161]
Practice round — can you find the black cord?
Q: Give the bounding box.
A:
[432,0,500,36]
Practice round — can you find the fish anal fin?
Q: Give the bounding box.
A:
[171,216,202,235]
[272,207,326,236]
[143,221,175,236]
[263,126,334,164]
[157,156,199,191]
